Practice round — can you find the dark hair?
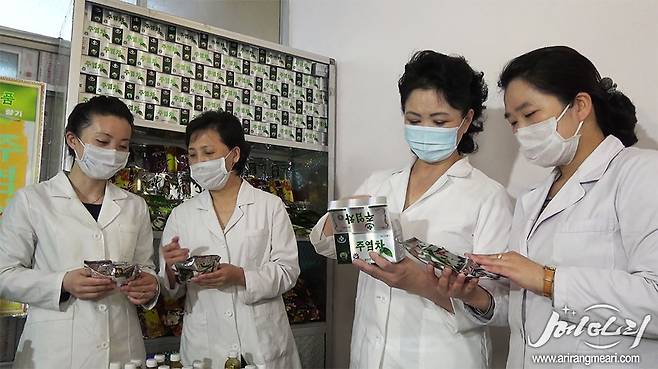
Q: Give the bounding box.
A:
[498,46,637,147]
[398,50,488,154]
[65,95,134,156]
[185,110,251,175]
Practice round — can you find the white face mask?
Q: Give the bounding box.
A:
[404,117,466,163]
[515,104,584,168]
[74,137,129,180]
[190,151,236,191]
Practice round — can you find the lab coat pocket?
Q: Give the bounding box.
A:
[419,302,459,350]
[246,229,270,264]
[553,220,616,268]
[16,316,73,368]
[439,305,459,335]
[181,309,211,358]
[118,224,139,262]
[251,299,290,361]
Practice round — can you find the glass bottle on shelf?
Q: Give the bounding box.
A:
[169,353,183,369]
[145,359,158,369]
[224,351,240,369]
[130,359,143,369]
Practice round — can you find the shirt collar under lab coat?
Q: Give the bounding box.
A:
[519,135,625,228]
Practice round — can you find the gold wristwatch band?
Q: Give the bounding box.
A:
[543,265,556,298]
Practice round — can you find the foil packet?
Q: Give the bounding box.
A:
[400,238,502,279]
[84,260,141,286]
[172,255,221,283]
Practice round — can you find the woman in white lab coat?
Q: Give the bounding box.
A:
[309,50,513,369]
[0,96,159,369]
[466,46,658,368]
[159,110,301,369]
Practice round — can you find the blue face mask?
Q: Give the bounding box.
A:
[404,117,466,163]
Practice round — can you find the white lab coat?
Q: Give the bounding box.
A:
[310,157,513,369]
[0,171,156,369]
[159,181,301,369]
[475,136,658,368]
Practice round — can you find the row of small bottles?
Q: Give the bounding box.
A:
[108,351,254,369]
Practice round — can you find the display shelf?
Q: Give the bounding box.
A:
[292,321,326,333]
[144,335,181,355]
[132,118,328,152]
[76,0,332,66]
[246,134,328,153]
[0,315,25,364]
[69,0,333,158]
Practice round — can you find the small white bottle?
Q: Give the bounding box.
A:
[192,360,205,369]
[109,363,122,369]
[130,359,143,369]
[145,358,158,368]
[154,354,166,366]
[169,353,183,369]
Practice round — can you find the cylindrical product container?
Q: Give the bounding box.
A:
[328,196,404,264]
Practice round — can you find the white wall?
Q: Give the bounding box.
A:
[288,1,658,368]
[148,0,281,43]
[0,0,74,39]
[0,0,142,40]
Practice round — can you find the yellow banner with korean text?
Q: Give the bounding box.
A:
[0,77,46,317]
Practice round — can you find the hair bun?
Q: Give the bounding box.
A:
[600,77,618,94]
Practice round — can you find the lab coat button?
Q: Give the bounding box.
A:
[232,344,239,350]
[225,311,234,318]
[98,304,107,312]
[101,342,109,349]
[93,233,101,240]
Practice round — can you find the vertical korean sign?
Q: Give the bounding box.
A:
[0,77,46,317]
